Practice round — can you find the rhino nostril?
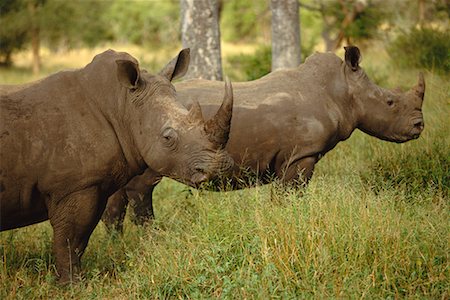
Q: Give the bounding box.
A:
[195,167,205,173]
[414,120,424,129]
[191,172,208,184]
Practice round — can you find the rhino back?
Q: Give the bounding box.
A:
[174,53,354,176]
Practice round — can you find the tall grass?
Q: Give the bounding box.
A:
[1,45,448,299]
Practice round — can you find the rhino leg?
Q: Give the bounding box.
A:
[102,189,128,233]
[130,184,156,226]
[49,186,106,284]
[280,156,317,186]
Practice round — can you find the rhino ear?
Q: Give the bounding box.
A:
[116,59,140,89]
[344,46,361,71]
[159,48,190,82]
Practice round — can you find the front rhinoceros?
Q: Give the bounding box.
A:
[103,45,425,228]
[0,48,234,283]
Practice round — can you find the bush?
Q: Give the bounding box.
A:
[220,0,268,43]
[226,44,315,82]
[227,45,272,81]
[388,27,450,74]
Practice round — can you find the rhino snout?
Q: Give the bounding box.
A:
[413,119,424,131]
[189,151,234,185]
[190,171,209,185]
[411,118,424,139]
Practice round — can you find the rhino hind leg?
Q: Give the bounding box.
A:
[130,185,156,226]
[49,186,106,284]
[102,189,129,233]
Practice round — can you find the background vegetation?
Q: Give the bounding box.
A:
[0,0,449,298]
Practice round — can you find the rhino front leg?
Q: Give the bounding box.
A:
[102,189,129,233]
[130,184,157,226]
[48,186,106,283]
[280,155,317,186]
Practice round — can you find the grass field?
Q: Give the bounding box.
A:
[0,44,449,299]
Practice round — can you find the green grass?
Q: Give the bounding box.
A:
[1,45,449,299]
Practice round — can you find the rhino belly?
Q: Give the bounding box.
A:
[0,180,48,231]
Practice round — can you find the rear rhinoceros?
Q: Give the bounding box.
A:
[104,46,425,228]
[0,48,234,283]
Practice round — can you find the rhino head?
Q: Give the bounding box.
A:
[344,46,425,143]
[115,49,234,186]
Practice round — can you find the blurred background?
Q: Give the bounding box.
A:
[1,1,449,297]
[0,0,448,84]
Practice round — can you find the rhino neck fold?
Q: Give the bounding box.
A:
[336,66,368,141]
[76,67,147,179]
[322,65,361,142]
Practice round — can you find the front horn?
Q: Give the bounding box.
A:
[413,72,425,101]
[205,77,234,149]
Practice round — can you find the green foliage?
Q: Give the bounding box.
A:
[0,0,28,65]
[299,5,322,60]
[0,0,180,66]
[346,4,387,40]
[227,45,272,81]
[388,27,450,74]
[220,0,269,42]
[39,0,113,48]
[322,0,389,43]
[226,42,316,82]
[0,0,113,64]
[108,0,179,47]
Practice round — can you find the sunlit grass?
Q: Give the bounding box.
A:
[0,44,448,299]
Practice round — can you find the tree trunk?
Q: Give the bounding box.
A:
[270,0,301,71]
[180,0,223,80]
[418,0,425,25]
[28,1,41,75]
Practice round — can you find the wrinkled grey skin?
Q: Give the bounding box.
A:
[104,46,425,230]
[0,48,234,283]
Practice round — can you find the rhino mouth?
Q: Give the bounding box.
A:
[189,159,234,188]
[190,171,209,185]
[408,118,424,140]
[388,118,424,143]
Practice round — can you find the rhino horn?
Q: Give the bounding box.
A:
[205,77,233,149]
[412,72,425,101]
[187,101,204,123]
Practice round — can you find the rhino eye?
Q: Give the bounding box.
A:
[387,99,394,107]
[161,127,178,148]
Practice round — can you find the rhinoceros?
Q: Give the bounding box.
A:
[0,48,235,283]
[103,45,425,229]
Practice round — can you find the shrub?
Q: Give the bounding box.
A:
[226,44,314,82]
[388,27,450,74]
[227,45,272,81]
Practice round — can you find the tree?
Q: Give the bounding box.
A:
[180,0,223,80]
[108,1,179,47]
[28,0,43,74]
[220,0,269,42]
[0,0,111,72]
[301,0,388,51]
[0,0,29,66]
[270,0,301,70]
